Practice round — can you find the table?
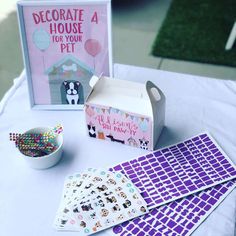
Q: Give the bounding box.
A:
[0,64,236,236]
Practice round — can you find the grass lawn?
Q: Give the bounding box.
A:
[152,0,236,67]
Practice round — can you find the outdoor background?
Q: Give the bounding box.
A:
[0,0,235,100]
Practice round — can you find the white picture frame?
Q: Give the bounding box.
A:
[17,0,112,110]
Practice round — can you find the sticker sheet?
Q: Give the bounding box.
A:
[54,133,236,236]
[54,169,149,235]
[110,180,236,236]
[110,133,236,209]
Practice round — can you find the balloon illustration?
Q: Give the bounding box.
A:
[33,29,50,51]
[86,106,95,117]
[139,119,148,132]
[84,39,102,72]
[85,39,101,57]
[33,29,50,71]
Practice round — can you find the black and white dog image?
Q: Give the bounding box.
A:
[80,221,86,228]
[97,185,108,192]
[104,191,113,196]
[90,212,96,219]
[85,183,93,189]
[112,204,121,212]
[106,196,117,203]
[73,207,79,213]
[60,219,68,226]
[95,199,105,208]
[139,138,149,150]
[63,81,80,105]
[81,203,93,211]
[63,208,69,213]
[106,135,125,144]
[122,200,131,208]
[87,124,96,138]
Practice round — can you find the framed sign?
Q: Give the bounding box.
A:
[17,0,112,110]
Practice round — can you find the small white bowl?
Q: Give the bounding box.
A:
[18,127,63,169]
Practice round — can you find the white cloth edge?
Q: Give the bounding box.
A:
[0,69,26,115]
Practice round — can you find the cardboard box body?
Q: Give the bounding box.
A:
[85,76,165,150]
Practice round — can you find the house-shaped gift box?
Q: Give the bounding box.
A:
[85,76,165,150]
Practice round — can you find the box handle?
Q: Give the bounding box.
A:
[89,75,100,88]
[146,81,162,102]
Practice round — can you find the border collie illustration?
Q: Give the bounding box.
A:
[87,124,96,138]
[139,138,149,150]
[63,81,80,105]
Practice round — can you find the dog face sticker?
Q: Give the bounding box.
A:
[95,199,105,208]
[117,214,125,221]
[127,209,137,217]
[104,191,113,196]
[81,203,93,211]
[100,208,109,217]
[115,187,122,192]
[118,192,127,199]
[112,204,121,212]
[80,221,86,228]
[106,178,116,185]
[90,212,96,219]
[106,196,117,203]
[85,183,93,189]
[122,200,132,208]
[97,185,108,192]
[93,177,102,182]
[140,206,147,213]
[105,218,114,226]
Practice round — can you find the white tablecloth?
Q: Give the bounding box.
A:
[0,64,236,236]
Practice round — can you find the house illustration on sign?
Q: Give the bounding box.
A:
[45,55,94,105]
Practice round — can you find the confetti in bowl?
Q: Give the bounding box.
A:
[18,127,63,169]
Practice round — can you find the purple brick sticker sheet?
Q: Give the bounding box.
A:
[110,180,236,236]
[110,133,236,209]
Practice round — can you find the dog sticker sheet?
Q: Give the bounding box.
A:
[54,169,149,235]
[54,134,236,235]
[110,180,236,236]
[110,133,236,209]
